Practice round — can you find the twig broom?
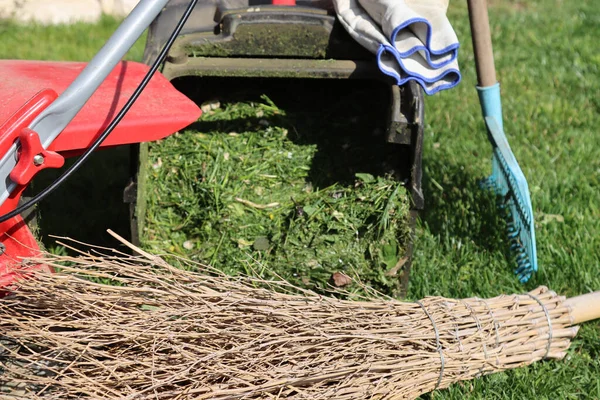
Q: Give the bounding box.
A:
[0,233,598,399]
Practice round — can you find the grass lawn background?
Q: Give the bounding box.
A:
[1,1,599,398]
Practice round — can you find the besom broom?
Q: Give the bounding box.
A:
[0,233,598,399]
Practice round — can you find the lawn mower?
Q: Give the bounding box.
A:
[0,0,536,295]
[0,0,423,293]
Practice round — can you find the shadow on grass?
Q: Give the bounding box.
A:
[420,153,511,253]
[28,147,131,251]
[176,76,413,189]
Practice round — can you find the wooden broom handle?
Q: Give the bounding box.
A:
[565,291,600,325]
[467,0,497,87]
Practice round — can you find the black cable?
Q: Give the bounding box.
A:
[0,0,198,223]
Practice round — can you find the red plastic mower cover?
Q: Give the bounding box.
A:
[0,60,201,154]
[0,59,201,289]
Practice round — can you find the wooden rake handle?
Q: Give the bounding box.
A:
[565,291,600,325]
[467,0,497,87]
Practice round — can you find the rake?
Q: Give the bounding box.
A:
[467,0,537,282]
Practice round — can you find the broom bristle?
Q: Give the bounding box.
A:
[0,244,577,399]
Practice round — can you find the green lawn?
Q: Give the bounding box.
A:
[1,1,599,399]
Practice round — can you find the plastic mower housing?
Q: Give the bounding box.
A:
[0,60,200,289]
[127,0,425,295]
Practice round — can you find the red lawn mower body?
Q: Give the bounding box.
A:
[0,60,201,288]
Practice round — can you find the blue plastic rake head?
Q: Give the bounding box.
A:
[477,84,538,283]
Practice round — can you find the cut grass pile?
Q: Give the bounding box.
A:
[142,96,411,296]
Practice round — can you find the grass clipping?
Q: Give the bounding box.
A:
[0,241,578,399]
[142,96,411,295]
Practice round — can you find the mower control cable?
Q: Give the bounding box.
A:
[0,0,199,224]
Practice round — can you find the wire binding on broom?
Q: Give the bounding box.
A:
[415,300,445,390]
[525,293,553,358]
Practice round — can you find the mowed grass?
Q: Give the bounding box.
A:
[1,1,599,399]
[142,93,412,297]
